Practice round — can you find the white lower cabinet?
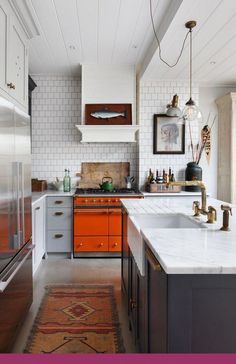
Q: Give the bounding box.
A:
[32,198,45,275]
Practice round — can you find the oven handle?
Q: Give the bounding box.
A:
[74,209,108,215]
[0,244,35,293]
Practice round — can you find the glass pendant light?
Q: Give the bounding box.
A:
[166,94,182,117]
[183,21,202,122]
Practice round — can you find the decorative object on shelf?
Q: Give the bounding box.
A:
[201,124,211,164]
[153,114,185,154]
[85,104,132,125]
[187,113,216,164]
[185,162,202,192]
[185,113,216,191]
[166,94,182,117]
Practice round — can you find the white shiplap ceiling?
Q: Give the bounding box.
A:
[28,0,172,76]
[28,0,236,85]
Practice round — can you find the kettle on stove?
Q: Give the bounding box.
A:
[125,176,135,189]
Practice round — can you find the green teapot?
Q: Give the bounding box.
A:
[99,176,114,191]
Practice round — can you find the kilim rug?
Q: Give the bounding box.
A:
[24,285,125,354]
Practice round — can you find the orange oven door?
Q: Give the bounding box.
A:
[74,208,109,236]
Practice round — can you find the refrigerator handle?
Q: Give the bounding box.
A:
[20,162,25,244]
[0,244,35,293]
[16,161,21,248]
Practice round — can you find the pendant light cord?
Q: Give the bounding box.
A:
[150,0,190,68]
[189,28,193,99]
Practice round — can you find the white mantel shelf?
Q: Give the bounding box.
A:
[75,125,139,143]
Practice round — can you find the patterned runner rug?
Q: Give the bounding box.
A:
[24,285,125,354]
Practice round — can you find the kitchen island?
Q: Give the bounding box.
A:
[121,196,236,353]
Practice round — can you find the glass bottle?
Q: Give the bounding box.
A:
[63,169,71,192]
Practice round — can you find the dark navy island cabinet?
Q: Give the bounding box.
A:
[122,226,236,353]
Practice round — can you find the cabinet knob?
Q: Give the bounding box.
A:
[54,211,63,216]
[113,243,118,247]
[7,82,15,89]
[99,243,104,247]
[79,243,83,246]
[54,234,63,239]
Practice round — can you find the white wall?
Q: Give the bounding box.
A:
[81,64,136,124]
[139,80,200,189]
[31,75,138,186]
[199,85,236,198]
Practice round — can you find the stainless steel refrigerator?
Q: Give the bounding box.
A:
[0,97,33,352]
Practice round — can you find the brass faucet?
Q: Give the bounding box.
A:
[207,206,217,224]
[167,180,208,215]
[220,204,232,231]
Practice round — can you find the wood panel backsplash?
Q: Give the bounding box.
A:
[78,162,130,188]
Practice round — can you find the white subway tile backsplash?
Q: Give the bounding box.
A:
[32,75,199,190]
[31,75,137,186]
[138,79,199,189]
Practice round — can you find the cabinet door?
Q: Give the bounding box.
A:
[108,208,122,235]
[8,16,28,106]
[74,209,108,236]
[32,199,45,275]
[146,246,167,353]
[0,1,8,93]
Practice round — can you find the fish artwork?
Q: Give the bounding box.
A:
[90,110,127,119]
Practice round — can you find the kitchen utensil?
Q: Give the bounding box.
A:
[125,176,135,189]
[51,178,64,191]
[99,176,114,191]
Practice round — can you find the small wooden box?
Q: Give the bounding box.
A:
[146,183,181,193]
[32,179,47,192]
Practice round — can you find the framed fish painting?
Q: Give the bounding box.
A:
[85,104,132,125]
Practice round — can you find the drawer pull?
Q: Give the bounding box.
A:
[74,210,108,215]
[55,200,63,204]
[7,82,15,89]
[146,248,162,272]
[35,206,40,210]
[129,298,137,310]
[79,243,83,246]
[113,243,118,247]
[99,243,104,247]
[54,211,63,216]
[54,234,63,239]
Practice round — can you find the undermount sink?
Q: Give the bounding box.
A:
[131,213,206,229]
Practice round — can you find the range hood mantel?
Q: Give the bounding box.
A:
[75,125,139,143]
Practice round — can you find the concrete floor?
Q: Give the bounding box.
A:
[12,255,136,353]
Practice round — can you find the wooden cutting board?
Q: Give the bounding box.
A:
[79,162,130,188]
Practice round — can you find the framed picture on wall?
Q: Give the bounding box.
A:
[153,114,185,154]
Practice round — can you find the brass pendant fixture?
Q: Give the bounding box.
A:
[183,21,202,122]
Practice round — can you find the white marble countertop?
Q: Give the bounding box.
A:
[142,191,204,197]
[32,190,75,205]
[121,197,236,274]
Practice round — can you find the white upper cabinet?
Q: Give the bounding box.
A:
[0,2,8,94]
[0,0,29,111]
[8,16,28,106]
